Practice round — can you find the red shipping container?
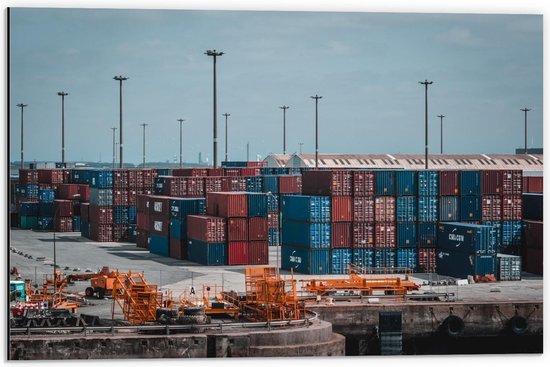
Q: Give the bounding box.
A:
[248,241,269,265]
[267,212,279,228]
[90,223,113,242]
[374,196,396,222]
[186,177,205,196]
[523,220,543,249]
[207,192,248,217]
[278,175,302,194]
[221,177,247,192]
[332,196,353,222]
[38,169,65,184]
[481,195,502,221]
[54,199,74,217]
[128,169,139,188]
[137,212,149,230]
[227,218,248,241]
[224,168,240,177]
[439,170,460,196]
[239,168,260,177]
[54,216,73,232]
[352,170,375,197]
[502,195,522,220]
[502,170,523,195]
[113,189,129,206]
[523,176,543,193]
[204,177,223,193]
[62,170,71,185]
[247,161,267,168]
[128,189,137,206]
[374,222,396,248]
[163,176,185,197]
[81,203,90,223]
[19,169,38,184]
[78,185,90,202]
[148,196,171,216]
[523,247,543,275]
[353,222,375,248]
[302,170,352,196]
[172,168,208,177]
[113,224,128,242]
[137,194,151,213]
[144,170,157,188]
[418,248,437,273]
[207,168,225,176]
[136,229,149,249]
[113,169,129,187]
[481,170,503,195]
[89,205,113,224]
[353,197,375,222]
[170,238,183,260]
[57,184,79,200]
[227,242,248,265]
[187,215,226,242]
[248,217,268,241]
[331,222,352,248]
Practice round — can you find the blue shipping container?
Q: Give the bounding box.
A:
[482,221,502,247]
[353,248,374,269]
[418,171,439,196]
[437,222,496,254]
[38,189,56,203]
[397,223,417,248]
[72,216,81,232]
[439,196,460,222]
[418,223,438,247]
[81,222,90,238]
[262,175,279,194]
[281,245,330,275]
[267,194,279,212]
[281,220,331,248]
[396,171,417,196]
[90,188,113,206]
[375,170,395,196]
[170,219,184,239]
[128,206,137,224]
[501,221,523,247]
[397,248,418,271]
[149,235,170,257]
[20,202,39,216]
[460,196,481,221]
[375,249,396,269]
[248,193,268,217]
[113,206,129,224]
[331,248,353,274]
[90,170,113,188]
[268,228,280,246]
[396,196,417,222]
[436,250,496,278]
[418,196,439,222]
[246,176,263,193]
[18,184,39,199]
[187,240,226,265]
[281,195,331,223]
[460,171,481,196]
[169,198,206,220]
[38,202,54,217]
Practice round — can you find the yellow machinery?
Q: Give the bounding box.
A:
[179,284,240,318]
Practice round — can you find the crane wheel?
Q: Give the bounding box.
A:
[85,287,94,298]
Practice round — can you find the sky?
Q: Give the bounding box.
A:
[8,6,543,165]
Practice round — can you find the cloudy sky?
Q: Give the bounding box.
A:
[8,6,543,164]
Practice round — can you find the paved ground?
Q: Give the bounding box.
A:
[9,229,543,320]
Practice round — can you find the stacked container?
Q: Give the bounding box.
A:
[88,170,114,242]
[395,171,418,272]
[187,215,227,265]
[169,198,207,259]
[417,171,440,272]
[352,170,376,270]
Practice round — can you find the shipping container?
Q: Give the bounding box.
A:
[149,235,170,257]
[281,195,331,223]
[375,170,395,196]
[374,249,396,269]
[460,196,481,221]
[482,221,502,247]
[496,254,521,281]
[502,195,522,220]
[112,169,129,187]
[439,170,460,196]
[262,175,279,193]
[169,219,184,240]
[90,188,113,206]
[439,196,460,222]
[375,196,396,223]
[267,212,279,229]
[227,242,248,265]
[396,223,416,248]
[375,222,396,248]
[331,222,352,248]
[396,196,417,222]
[207,192,248,218]
[221,177,247,192]
[397,248,417,271]
[239,167,260,177]
[248,241,269,265]
[148,215,170,237]
[278,175,302,194]
[396,171,417,196]
[352,170,375,197]
[19,216,38,230]
[113,206,129,224]
[352,248,374,269]
[249,217,268,241]
[18,169,38,184]
[502,170,523,195]
[37,216,53,230]
[281,220,331,248]
[267,194,279,212]
[128,206,137,224]
[89,170,113,188]
[522,176,543,193]
[187,215,226,243]
[136,229,149,249]
[54,216,73,232]
[521,193,542,221]
[227,218,248,241]
[481,170,503,194]
[302,170,352,196]
[37,169,65,184]
[418,171,439,196]
[78,184,90,202]
[418,248,437,273]
[20,202,39,216]
[169,238,184,260]
[522,247,543,275]
[127,224,137,243]
[137,194,150,213]
[169,198,207,220]
[245,176,263,193]
[80,203,90,223]
[523,220,542,249]
[38,189,56,203]
[112,189,129,206]
[436,250,496,278]
[281,245,330,274]
[148,196,172,217]
[54,199,74,217]
[459,171,481,196]
[268,228,280,247]
[418,196,438,222]
[332,196,352,222]
[331,248,353,274]
[501,220,523,248]
[204,176,223,194]
[352,222,375,248]
[353,197,375,222]
[89,205,113,224]
[112,224,128,242]
[136,212,149,230]
[481,195,502,221]
[172,168,209,177]
[437,222,496,255]
[248,193,268,217]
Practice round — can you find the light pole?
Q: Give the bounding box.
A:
[205,49,224,168]
[111,127,117,169]
[279,105,289,154]
[521,108,531,154]
[299,142,304,155]
[16,103,27,168]
[177,118,185,167]
[310,95,322,169]
[113,75,128,168]
[223,113,230,162]
[140,123,148,168]
[437,114,445,154]
[419,80,433,169]
[57,92,69,165]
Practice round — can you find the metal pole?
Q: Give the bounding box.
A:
[114,75,128,168]
[280,105,289,154]
[299,143,304,154]
[437,114,445,154]
[57,92,69,164]
[419,80,433,169]
[205,50,224,168]
[177,119,185,167]
[521,108,531,154]
[310,95,322,169]
[140,123,148,168]
[247,142,250,161]
[17,103,27,168]
[223,113,230,162]
[111,128,117,169]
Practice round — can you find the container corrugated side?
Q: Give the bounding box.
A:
[418,248,436,273]
[460,171,481,196]
[375,196,396,222]
[187,215,226,242]
[396,223,416,248]
[437,222,496,254]
[502,170,523,195]
[248,241,269,265]
[248,217,268,241]
[374,222,396,248]
[352,170,375,197]
[331,222,352,248]
[418,196,438,222]
[353,248,374,268]
[278,175,302,194]
[187,240,226,265]
[281,245,330,275]
[353,197,375,222]
[281,220,331,248]
[302,170,352,196]
[418,171,439,196]
[227,218,248,241]
[522,193,542,221]
[502,195,522,220]
[149,235,170,257]
[169,198,206,219]
[481,195,502,221]
[501,220,522,248]
[375,171,395,196]
[396,196,417,222]
[207,192,248,218]
[331,248,353,274]
[439,196,459,222]
[374,249,396,268]
[227,242,249,265]
[523,220,542,249]
[496,254,521,281]
[281,195,330,223]
[397,248,417,271]
[396,171,417,196]
[481,170,503,194]
[523,176,543,193]
[460,196,482,221]
[331,196,352,222]
[436,250,496,278]
[418,223,438,248]
[262,175,279,193]
[481,221,502,248]
[353,222,375,248]
[439,171,460,195]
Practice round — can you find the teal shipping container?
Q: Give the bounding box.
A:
[397,223,417,248]
[418,171,439,196]
[396,171,417,196]
[439,196,460,222]
[375,170,395,196]
[281,245,330,274]
[460,171,481,196]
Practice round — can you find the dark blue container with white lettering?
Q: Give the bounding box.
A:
[436,250,496,278]
[437,222,496,255]
[281,245,330,275]
[149,235,170,257]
